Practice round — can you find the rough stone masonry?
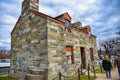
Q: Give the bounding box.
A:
[10,0,98,80]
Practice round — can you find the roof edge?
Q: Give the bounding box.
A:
[55,12,72,19]
[91,34,96,38]
[11,16,21,35]
[71,26,96,38]
[71,26,88,34]
[29,9,64,25]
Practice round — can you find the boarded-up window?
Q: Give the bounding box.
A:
[66,46,74,64]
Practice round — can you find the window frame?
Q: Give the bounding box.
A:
[64,19,70,28]
[64,19,71,32]
[66,46,74,64]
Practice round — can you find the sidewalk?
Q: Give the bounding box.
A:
[95,69,120,80]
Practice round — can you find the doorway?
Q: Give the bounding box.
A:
[90,48,94,61]
[80,47,86,69]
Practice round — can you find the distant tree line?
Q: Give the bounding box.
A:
[0,47,10,59]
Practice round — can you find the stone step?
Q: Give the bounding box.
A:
[25,74,44,80]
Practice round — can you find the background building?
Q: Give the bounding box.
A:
[0,50,10,67]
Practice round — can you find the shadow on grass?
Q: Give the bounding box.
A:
[69,75,95,80]
[0,72,9,75]
[93,67,115,74]
[0,72,18,80]
[94,67,106,74]
[0,76,18,80]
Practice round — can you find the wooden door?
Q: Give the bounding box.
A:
[90,48,94,61]
[80,47,86,69]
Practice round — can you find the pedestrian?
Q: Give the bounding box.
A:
[102,55,112,79]
[115,54,120,78]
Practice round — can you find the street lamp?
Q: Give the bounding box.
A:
[104,43,111,57]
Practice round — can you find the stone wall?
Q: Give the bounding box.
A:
[47,20,66,79]
[47,19,97,80]
[11,12,48,80]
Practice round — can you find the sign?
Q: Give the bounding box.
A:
[57,65,62,71]
[66,52,72,56]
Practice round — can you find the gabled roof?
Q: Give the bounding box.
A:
[71,26,88,34]
[55,12,71,21]
[84,25,91,33]
[29,9,64,25]
[72,26,96,38]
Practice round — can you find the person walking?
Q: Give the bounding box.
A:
[115,55,120,78]
[102,55,112,79]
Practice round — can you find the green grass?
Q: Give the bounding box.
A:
[69,75,95,80]
[0,72,18,80]
[0,76,18,80]
[0,73,96,80]
[0,72,9,75]
[93,67,114,74]
[94,67,106,74]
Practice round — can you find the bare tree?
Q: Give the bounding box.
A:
[116,25,120,35]
[98,25,120,56]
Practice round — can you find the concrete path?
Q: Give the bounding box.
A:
[95,69,120,80]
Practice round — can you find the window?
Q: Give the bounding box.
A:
[1,59,6,63]
[64,20,70,28]
[66,46,74,64]
[64,20,71,32]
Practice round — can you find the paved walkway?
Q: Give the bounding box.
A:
[94,69,120,80]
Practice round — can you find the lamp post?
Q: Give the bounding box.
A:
[87,63,90,80]
[104,42,110,57]
[99,48,103,73]
[104,45,107,55]
[92,61,97,78]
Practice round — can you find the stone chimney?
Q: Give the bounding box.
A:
[21,0,39,15]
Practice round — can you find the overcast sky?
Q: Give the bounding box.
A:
[0,0,120,50]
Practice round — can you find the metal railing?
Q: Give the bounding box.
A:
[53,64,97,80]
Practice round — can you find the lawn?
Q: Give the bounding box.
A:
[69,75,95,80]
[94,67,106,74]
[93,67,114,74]
[0,75,95,80]
[0,72,96,80]
[0,72,18,80]
[0,72,9,75]
[0,76,18,80]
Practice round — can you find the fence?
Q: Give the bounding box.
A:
[0,65,97,80]
[53,64,97,80]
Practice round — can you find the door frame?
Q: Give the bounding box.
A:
[80,47,86,69]
[90,48,94,61]
[66,46,74,64]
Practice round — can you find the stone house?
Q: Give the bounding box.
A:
[10,0,98,80]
